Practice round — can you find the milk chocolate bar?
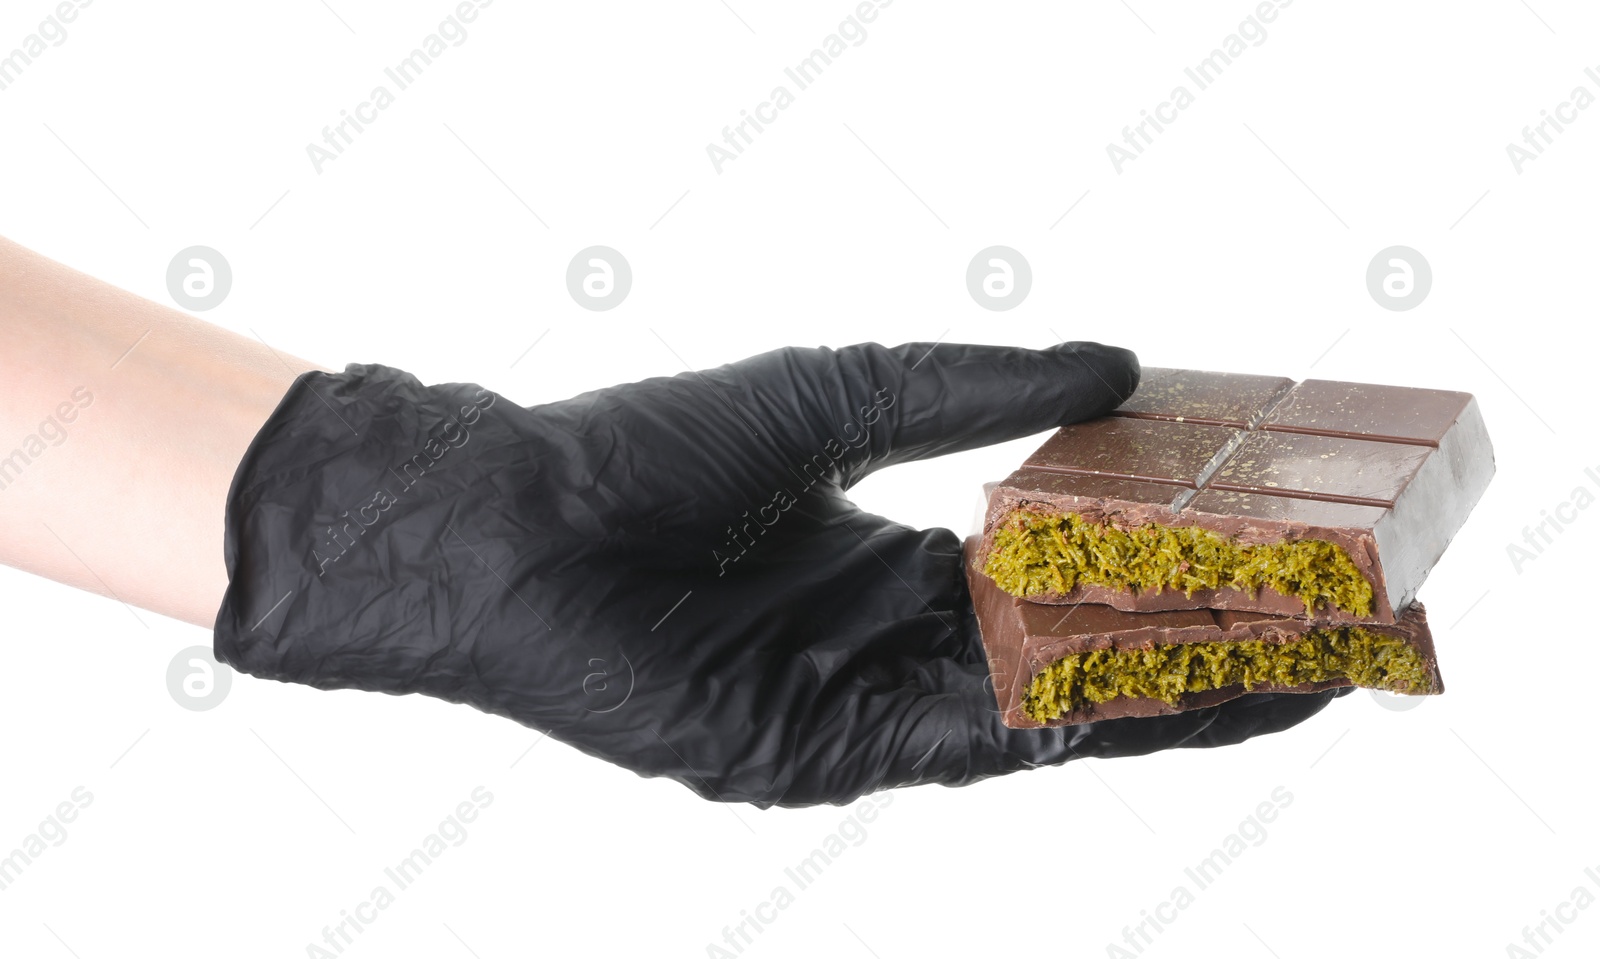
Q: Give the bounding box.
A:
[964,537,1441,729]
[978,369,1494,624]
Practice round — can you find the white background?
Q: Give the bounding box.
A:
[1,1,1595,956]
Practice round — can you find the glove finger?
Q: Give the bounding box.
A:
[858,667,1226,803]
[1177,686,1350,750]
[713,340,1139,489]
[868,657,1350,804]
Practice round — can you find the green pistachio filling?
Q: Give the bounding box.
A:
[983,510,1375,617]
[1021,627,1431,723]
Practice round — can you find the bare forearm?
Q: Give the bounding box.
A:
[0,236,331,626]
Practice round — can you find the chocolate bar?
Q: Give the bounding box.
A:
[964,537,1442,729]
[977,369,1494,624]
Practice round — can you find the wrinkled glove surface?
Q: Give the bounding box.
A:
[213,341,1345,808]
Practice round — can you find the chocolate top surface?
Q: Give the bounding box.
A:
[1260,379,1473,446]
[1112,368,1294,428]
[1022,417,1236,487]
[1012,367,1470,508]
[1000,468,1188,507]
[1184,488,1391,528]
[1208,430,1434,506]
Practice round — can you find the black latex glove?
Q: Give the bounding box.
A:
[214,341,1347,809]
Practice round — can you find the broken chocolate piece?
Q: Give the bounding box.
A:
[980,369,1494,624]
[964,537,1442,729]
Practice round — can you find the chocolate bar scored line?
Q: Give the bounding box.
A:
[1173,378,1300,512]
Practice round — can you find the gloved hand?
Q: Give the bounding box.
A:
[213,340,1347,809]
